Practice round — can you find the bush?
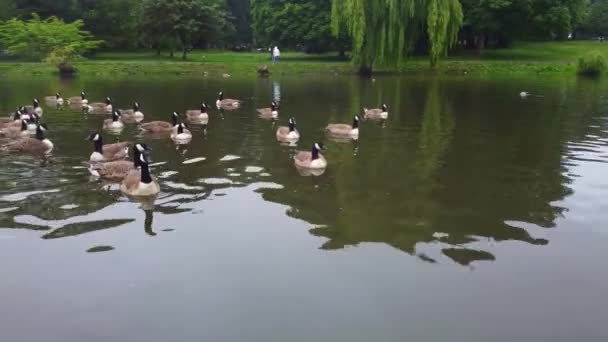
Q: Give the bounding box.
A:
[578,52,607,77]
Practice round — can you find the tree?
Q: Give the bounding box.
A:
[141,0,234,59]
[579,0,608,36]
[226,0,252,46]
[13,0,79,20]
[80,0,142,49]
[331,0,463,74]
[251,0,342,52]
[0,0,17,21]
[0,14,102,71]
[460,0,589,50]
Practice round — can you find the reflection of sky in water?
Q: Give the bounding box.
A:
[272,81,281,103]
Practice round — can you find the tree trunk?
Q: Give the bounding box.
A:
[477,32,486,55]
[169,48,174,58]
[156,45,161,56]
[358,64,373,77]
[182,48,187,61]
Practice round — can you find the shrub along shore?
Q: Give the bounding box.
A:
[1,41,607,78]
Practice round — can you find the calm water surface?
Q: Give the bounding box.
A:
[1,74,607,342]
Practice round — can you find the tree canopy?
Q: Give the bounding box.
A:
[251,0,342,52]
[331,0,464,73]
[0,14,101,63]
[141,0,234,60]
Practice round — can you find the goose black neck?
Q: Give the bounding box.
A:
[35,128,44,140]
[177,125,184,134]
[112,113,119,122]
[133,149,141,168]
[20,120,27,131]
[134,103,139,111]
[13,111,20,120]
[171,115,178,126]
[93,138,103,153]
[201,104,207,112]
[352,118,359,129]
[140,163,153,184]
[219,93,224,100]
[289,122,295,132]
[311,146,319,160]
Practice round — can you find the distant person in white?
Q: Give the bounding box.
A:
[272,46,280,64]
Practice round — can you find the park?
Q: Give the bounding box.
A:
[1,1,608,342]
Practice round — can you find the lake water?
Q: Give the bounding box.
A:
[1,74,607,342]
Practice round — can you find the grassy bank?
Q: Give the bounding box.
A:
[1,41,607,78]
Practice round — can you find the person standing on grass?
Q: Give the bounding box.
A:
[273,46,281,64]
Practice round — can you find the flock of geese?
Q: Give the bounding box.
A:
[0,91,389,199]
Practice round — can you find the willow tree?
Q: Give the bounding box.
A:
[331,0,463,75]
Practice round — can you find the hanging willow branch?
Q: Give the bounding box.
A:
[332,0,463,70]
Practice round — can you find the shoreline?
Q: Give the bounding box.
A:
[0,60,580,79]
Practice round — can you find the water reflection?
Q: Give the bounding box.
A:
[0,75,606,267]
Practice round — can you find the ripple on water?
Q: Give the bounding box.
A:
[59,204,80,210]
[159,171,179,179]
[245,166,264,173]
[182,157,206,165]
[0,189,60,202]
[86,246,115,253]
[164,181,205,191]
[198,178,233,185]
[219,155,241,162]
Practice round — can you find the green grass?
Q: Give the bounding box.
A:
[2,41,608,78]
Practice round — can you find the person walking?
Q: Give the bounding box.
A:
[272,46,281,64]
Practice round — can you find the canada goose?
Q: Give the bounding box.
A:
[363,104,388,120]
[257,102,279,119]
[276,117,300,142]
[120,102,145,123]
[44,92,64,106]
[120,152,160,197]
[88,97,113,114]
[171,122,192,143]
[186,103,209,122]
[294,143,327,169]
[3,123,53,155]
[68,92,88,105]
[89,143,150,179]
[27,113,40,132]
[87,132,129,162]
[0,110,23,128]
[140,112,179,134]
[216,92,241,110]
[103,110,125,130]
[326,115,360,138]
[19,107,30,120]
[0,120,29,140]
[24,99,43,116]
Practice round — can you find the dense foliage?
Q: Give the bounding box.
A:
[460,0,589,49]
[0,0,605,70]
[141,0,234,59]
[250,0,343,52]
[578,52,606,76]
[331,0,463,73]
[0,14,101,63]
[580,0,608,36]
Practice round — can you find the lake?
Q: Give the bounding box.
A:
[1,73,607,342]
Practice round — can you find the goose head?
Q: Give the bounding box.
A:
[352,115,360,128]
[171,111,180,125]
[35,123,49,140]
[288,117,296,131]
